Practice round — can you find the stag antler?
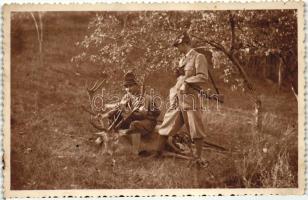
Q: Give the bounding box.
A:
[86,79,105,101]
[82,79,110,131]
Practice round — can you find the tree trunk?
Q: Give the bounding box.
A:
[278,58,282,90]
[262,56,267,79]
[30,12,44,114]
[254,98,262,132]
[229,54,263,132]
[191,34,263,132]
[30,12,44,70]
[38,13,43,69]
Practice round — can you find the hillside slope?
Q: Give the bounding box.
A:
[10,13,298,189]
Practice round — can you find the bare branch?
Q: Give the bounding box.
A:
[38,12,43,42]
[30,12,41,44]
[291,86,298,101]
[190,34,226,52]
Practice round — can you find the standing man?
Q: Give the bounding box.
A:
[157,32,209,160]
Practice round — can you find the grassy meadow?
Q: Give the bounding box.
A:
[10,12,298,189]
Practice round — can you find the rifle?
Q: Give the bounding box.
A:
[193,47,224,103]
[186,83,224,104]
[113,76,146,130]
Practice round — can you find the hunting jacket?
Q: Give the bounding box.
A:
[171,49,209,110]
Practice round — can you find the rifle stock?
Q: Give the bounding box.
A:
[209,93,224,104]
[187,83,224,104]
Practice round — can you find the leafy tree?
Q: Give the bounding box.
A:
[73,10,296,87]
[72,10,297,128]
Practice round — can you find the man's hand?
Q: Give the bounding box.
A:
[120,97,129,106]
[134,109,147,117]
[129,107,148,120]
[173,66,185,78]
[179,81,188,92]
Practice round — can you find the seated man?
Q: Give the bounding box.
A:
[108,71,160,155]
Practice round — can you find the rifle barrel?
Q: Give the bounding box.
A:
[208,69,220,95]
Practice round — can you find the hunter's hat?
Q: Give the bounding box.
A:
[173,31,191,47]
[123,71,138,87]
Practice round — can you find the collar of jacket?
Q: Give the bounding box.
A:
[185,48,195,57]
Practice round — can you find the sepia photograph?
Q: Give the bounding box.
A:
[3,2,305,197]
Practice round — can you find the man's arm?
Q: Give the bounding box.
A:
[133,95,160,120]
[185,54,209,84]
[107,94,130,118]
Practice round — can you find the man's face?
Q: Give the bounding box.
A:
[176,43,186,54]
[125,84,139,95]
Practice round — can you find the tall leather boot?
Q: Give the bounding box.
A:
[193,138,204,188]
[194,138,209,168]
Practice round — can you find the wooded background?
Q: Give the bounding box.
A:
[10,10,298,189]
[70,10,297,93]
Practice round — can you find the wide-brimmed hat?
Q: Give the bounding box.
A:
[172,31,191,47]
[123,71,138,87]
